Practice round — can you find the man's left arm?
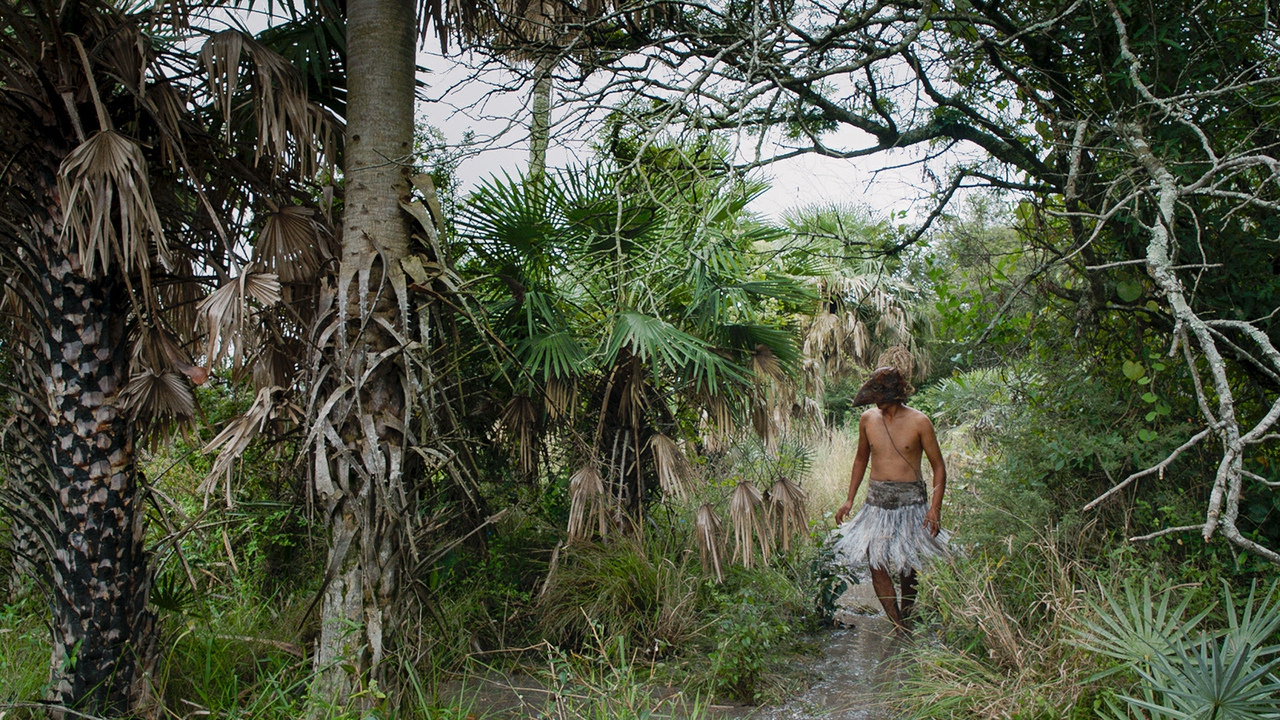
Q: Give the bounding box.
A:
[920,417,946,537]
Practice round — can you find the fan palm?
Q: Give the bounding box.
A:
[778,203,932,412]
[456,156,814,535]
[0,1,335,714]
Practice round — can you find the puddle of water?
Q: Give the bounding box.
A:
[734,616,906,720]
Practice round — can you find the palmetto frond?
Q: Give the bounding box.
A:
[695,503,724,582]
[57,130,169,280]
[728,480,771,569]
[500,395,539,474]
[199,386,295,507]
[202,30,333,175]
[119,368,195,437]
[254,206,333,284]
[769,477,808,552]
[605,311,750,395]
[648,434,691,500]
[196,271,283,370]
[568,462,607,542]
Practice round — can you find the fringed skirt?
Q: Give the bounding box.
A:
[831,479,951,575]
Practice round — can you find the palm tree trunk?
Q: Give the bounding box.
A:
[529,54,555,181]
[40,249,154,716]
[312,0,416,708]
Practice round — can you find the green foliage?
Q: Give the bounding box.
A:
[0,599,48,707]
[706,580,792,703]
[1075,580,1280,720]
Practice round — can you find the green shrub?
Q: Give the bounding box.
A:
[706,584,790,703]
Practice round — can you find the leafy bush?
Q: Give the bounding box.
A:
[706,583,791,703]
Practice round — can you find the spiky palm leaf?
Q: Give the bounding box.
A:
[695,503,724,582]
[728,480,771,569]
[648,434,691,500]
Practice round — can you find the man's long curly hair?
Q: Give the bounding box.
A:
[852,366,914,406]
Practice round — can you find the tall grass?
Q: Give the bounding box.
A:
[897,533,1111,719]
[806,427,861,525]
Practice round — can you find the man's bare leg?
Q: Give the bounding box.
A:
[870,566,903,629]
[900,570,918,624]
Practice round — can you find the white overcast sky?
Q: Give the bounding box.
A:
[415,48,952,222]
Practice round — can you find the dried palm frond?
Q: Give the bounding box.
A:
[770,477,809,552]
[648,434,690,500]
[543,377,577,419]
[199,386,294,507]
[750,394,778,451]
[729,481,771,569]
[131,323,209,386]
[119,368,195,437]
[618,355,648,430]
[201,30,327,174]
[695,503,724,582]
[751,344,786,385]
[500,395,538,475]
[57,130,169,279]
[874,345,918,389]
[196,270,282,369]
[254,206,332,284]
[567,463,607,542]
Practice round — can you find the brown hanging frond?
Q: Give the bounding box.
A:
[695,503,724,583]
[201,31,329,175]
[57,130,169,279]
[199,386,294,507]
[648,433,690,500]
[500,395,538,475]
[728,480,771,569]
[254,206,332,284]
[196,270,282,369]
[119,368,195,437]
[751,344,786,385]
[567,462,606,542]
[544,377,577,419]
[874,345,917,391]
[769,477,809,552]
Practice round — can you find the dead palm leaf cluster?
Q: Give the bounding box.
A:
[729,480,771,569]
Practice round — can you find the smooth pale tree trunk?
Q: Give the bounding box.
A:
[529,54,555,181]
[39,243,154,716]
[312,0,416,709]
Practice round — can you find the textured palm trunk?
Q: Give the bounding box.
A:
[312,0,416,708]
[40,249,153,716]
[529,54,555,181]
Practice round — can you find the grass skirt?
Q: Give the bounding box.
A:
[831,480,951,575]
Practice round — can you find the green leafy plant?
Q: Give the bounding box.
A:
[1074,579,1280,719]
[707,584,791,703]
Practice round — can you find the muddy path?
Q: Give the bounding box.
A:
[432,581,909,719]
[726,582,906,720]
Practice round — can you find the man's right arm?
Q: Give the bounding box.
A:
[835,413,871,524]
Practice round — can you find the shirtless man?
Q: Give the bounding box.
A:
[833,366,948,630]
